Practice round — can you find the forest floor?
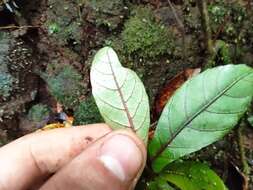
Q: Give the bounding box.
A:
[0,0,253,189]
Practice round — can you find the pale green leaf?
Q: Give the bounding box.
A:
[149,64,253,172]
[161,161,227,190]
[90,47,150,141]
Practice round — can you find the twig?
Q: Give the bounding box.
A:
[0,25,39,30]
[150,121,158,129]
[213,15,229,42]
[167,0,184,30]
[167,0,186,64]
[197,0,214,68]
[237,120,250,177]
[197,0,213,54]
[144,165,156,179]
[247,0,251,10]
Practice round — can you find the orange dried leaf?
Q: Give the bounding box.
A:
[153,68,201,119]
[37,123,65,131]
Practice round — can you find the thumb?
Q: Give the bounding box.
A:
[39,130,146,190]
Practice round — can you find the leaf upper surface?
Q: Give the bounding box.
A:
[91,47,150,141]
[149,64,253,172]
[161,161,227,190]
[148,177,175,190]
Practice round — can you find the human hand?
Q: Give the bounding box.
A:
[0,124,146,190]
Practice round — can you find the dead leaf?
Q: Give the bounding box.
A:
[153,68,201,120]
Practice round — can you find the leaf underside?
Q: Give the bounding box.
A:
[149,64,253,172]
[161,161,227,190]
[90,47,150,141]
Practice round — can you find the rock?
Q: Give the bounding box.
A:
[0,32,15,100]
[44,0,83,46]
[154,6,179,27]
[84,0,126,30]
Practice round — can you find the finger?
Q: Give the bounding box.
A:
[39,130,146,190]
[0,124,111,190]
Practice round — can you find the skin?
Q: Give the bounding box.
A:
[0,124,146,190]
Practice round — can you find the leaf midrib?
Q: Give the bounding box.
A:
[151,70,252,161]
[106,50,135,129]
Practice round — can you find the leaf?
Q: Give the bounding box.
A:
[148,177,175,190]
[153,68,201,119]
[90,47,150,141]
[149,64,253,172]
[161,161,227,190]
[247,115,253,128]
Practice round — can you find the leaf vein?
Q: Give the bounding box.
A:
[102,112,130,128]
[224,93,247,99]
[151,70,252,161]
[135,103,149,132]
[131,84,144,119]
[205,109,245,115]
[188,125,232,132]
[95,95,125,110]
[106,49,135,129]
[125,74,137,103]
[93,67,112,75]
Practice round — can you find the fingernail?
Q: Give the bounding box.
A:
[99,134,143,182]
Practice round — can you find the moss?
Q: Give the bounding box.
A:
[44,65,83,108]
[48,23,60,34]
[208,1,246,40]
[215,40,231,65]
[206,40,232,68]
[28,104,50,122]
[73,96,103,125]
[208,4,226,25]
[121,6,172,59]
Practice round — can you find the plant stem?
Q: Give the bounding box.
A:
[144,165,157,179]
[197,0,214,68]
[247,0,251,10]
[167,0,186,64]
[150,121,158,129]
[237,120,250,177]
[0,25,39,30]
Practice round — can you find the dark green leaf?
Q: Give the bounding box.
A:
[161,161,227,190]
[148,177,175,190]
[90,47,150,141]
[149,64,253,172]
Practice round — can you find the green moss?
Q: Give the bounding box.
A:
[44,65,83,108]
[206,40,232,68]
[73,97,103,125]
[208,4,226,25]
[48,23,60,34]
[121,6,172,59]
[214,40,231,65]
[28,104,50,122]
[208,1,246,40]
